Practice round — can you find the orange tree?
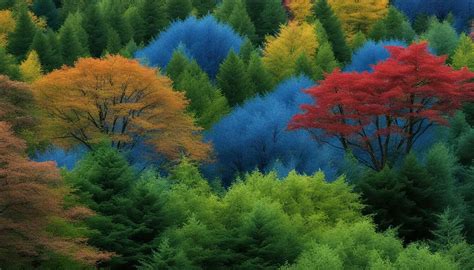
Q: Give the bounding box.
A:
[33,55,210,161]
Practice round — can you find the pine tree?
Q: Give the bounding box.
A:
[19,50,42,82]
[216,0,256,42]
[0,46,20,79]
[258,0,287,44]
[239,38,254,64]
[141,0,168,43]
[217,50,254,106]
[83,4,108,57]
[369,7,415,43]
[31,31,56,72]
[430,208,465,250]
[413,13,430,34]
[7,6,37,60]
[45,29,62,69]
[166,49,191,85]
[59,22,84,66]
[125,7,146,45]
[294,53,315,78]
[33,0,59,29]
[107,6,133,46]
[166,0,192,21]
[351,31,367,50]
[313,0,351,64]
[313,42,339,80]
[247,52,274,95]
[62,13,89,56]
[106,28,122,54]
[119,39,139,58]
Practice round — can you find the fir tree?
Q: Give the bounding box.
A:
[141,0,168,43]
[166,49,191,85]
[431,208,465,250]
[19,50,42,82]
[107,6,133,46]
[238,38,254,64]
[313,0,351,64]
[166,0,192,21]
[258,0,287,44]
[0,46,20,79]
[7,6,37,60]
[59,22,84,66]
[413,13,430,34]
[33,0,59,29]
[45,29,62,70]
[125,7,146,45]
[83,4,108,57]
[106,28,122,54]
[216,0,256,42]
[294,53,315,79]
[313,42,339,80]
[247,52,274,95]
[217,50,254,106]
[369,7,415,43]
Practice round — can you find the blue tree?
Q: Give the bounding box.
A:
[344,40,406,72]
[135,15,244,78]
[205,76,342,185]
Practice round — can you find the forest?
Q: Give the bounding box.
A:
[0,0,474,269]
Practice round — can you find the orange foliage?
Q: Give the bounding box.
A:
[33,55,210,161]
[0,121,111,265]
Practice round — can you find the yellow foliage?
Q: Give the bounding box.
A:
[28,11,47,29]
[328,0,388,39]
[32,55,211,161]
[20,50,42,82]
[263,22,319,81]
[0,10,15,46]
[288,0,313,22]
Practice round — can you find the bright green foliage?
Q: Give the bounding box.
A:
[452,34,474,71]
[393,244,458,270]
[369,7,415,43]
[166,0,192,21]
[33,0,59,29]
[175,61,230,128]
[247,52,274,95]
[139,238,194,270]
[313,43,339,81]
[141,0,169,43]
[281,244,343,270]
[239,38,254,64]
[166,48,191,85]
[7,6,37,60]
[217,50,254,106]
[83,4,108,58]
[0,46,20,79]
[424,20,459,57]
[313,0,351,64]
[215,0,256,41]
[119,39,139,58]
[294,53,315,79]
[350,31,366,51]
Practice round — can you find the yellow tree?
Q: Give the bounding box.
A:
[33,55,211,161]
[328,0,388,39]
[452,33,474,71]
[288,0,313,22]
[19,50,42,82]
[0,10,15,46]
[263,21,319,81]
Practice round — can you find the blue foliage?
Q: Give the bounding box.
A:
[344,40,407,72]
[135,15,244,78]
[394,0,474,32]
[33,146,87,170]
[204,76,343,185]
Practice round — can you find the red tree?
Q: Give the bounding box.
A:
[289,42,474,170]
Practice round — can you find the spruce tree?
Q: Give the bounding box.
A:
[141,0,168,43]
[33,0,59,29]
[369,7,415,43]
[45,29,62,69]
[125,7,146,45]
[294,53,315,79]
[59,22,84,66]
[30,31,51,70]
[166,0,192,21]
[258,0,287,44]
[107,6,133,46]
[106,28,122,55]
[313,43,339,81]
[413,13,430,34]
[83,4,108,57]
[216,0,256,42]
[313,0,351,64]
[0,46,20,79]
[166,49,191,85]
[430,208,465,251]
[119,39,139,58]
[247,52,274,95]
[217,50,254,106]
[7,6,37,60]
[239,38,254,64]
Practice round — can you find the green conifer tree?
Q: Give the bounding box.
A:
[106,28,122,54]
[294,53,315,78]
[313,43,339,80]
[59,21,84,66]
[166,0,192,21]
[351,31,367,51]
[125,6,146,45]
[247,52,274,95]
[0,46,20,79]
[239,38,254,64]
[7,6,37,60]
[33,0,59,29]
[141,0,168,43]
[83,4,108,57]
[166,49,191,85]
[217,50,254,106]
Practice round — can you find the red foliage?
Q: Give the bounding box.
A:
[289,42,474,170]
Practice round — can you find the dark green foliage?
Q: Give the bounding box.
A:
[166,0,192,21]
[369,7,415,43]
[7,6,37,60]
[59,20,86,66]
[45,29,62,69]
[166,49,191,85]
[83,4,108,58]
[217,50,254,106]
[33,0,60,29]
[107,6,133,46]
[245,0,286,44]
[413,13,431,34]
[31,31,59,72]
[66,146,168,268]
[314,0,351,64]
[0,0,15,9]
[0,47,20,80]
[125,6,146,45]
[192,0,217,17]
[106,28,122,54]
[294,53,315,79]
[247,52,274,95]
[216,0,256,42]
[239,38,254,64]
[431,208,465,250]
[141,0,169,43]
[456,130,474,166]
